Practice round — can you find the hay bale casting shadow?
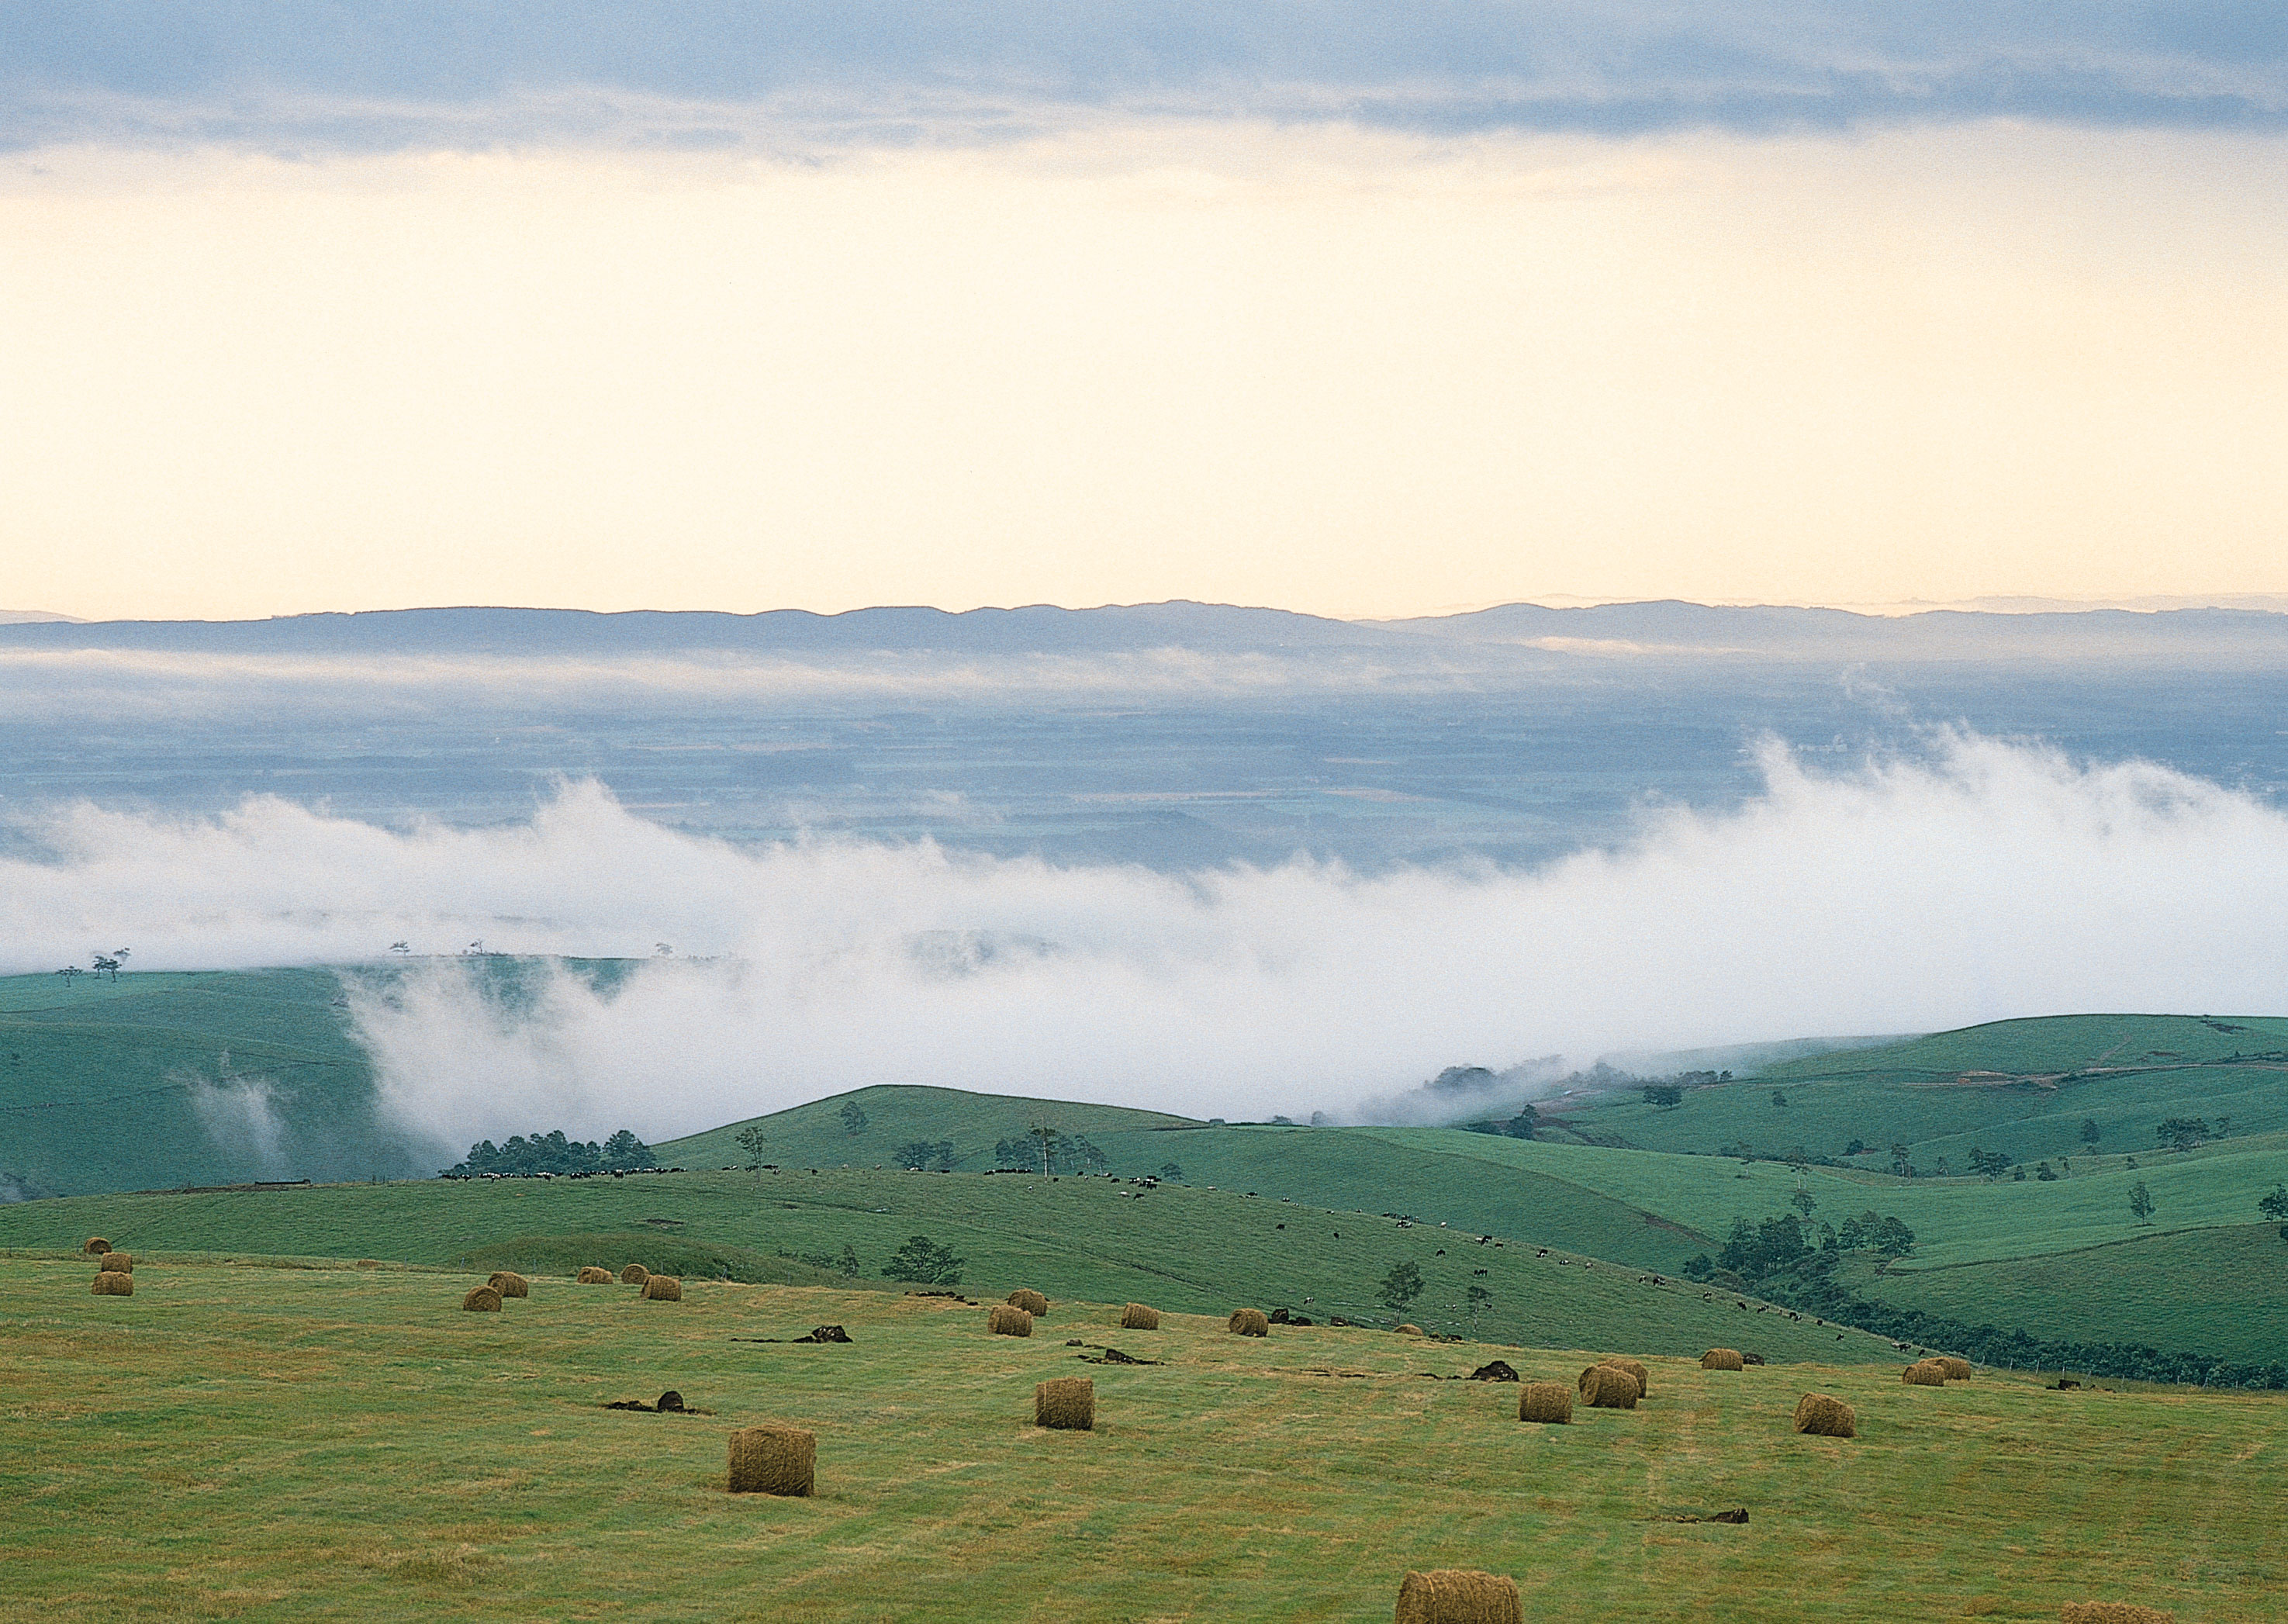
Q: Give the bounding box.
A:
[462,1286,503,1312]
[85,1237,112,1256]
[620,1264,651,1285]
[1903,1360,1946,1385]
[1395,1567,1522,1624]
[92,1271,134,1297]
[1578,1365,1639,1409]
[1120,1303,1160,1331]
[641,1276,683,1301]
[2058,1605,2175,1623]
[1793,1393,1855,1438]
[728,1425,815,1496]
[1228,1308,1270,1337]
[1007,1288,1049,1316]
[1519,1382,1573,1424]
[577,1266,613,1284]
[1701,1348,1744,1371]
[987,1305,1034,1337]
[488,1270,529,1299]
[1035,1377,1095,1431]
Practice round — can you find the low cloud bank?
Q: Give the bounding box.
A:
[5,731,2286,1144]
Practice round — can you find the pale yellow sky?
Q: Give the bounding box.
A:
[2,121,2283,622]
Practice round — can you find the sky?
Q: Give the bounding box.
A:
[4,4,2286,623]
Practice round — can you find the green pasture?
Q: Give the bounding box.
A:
[2,1256,2274,1622]
[663,1083,1199,1173]
[0,1170,1898,1362]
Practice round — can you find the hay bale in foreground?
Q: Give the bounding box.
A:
[641,1276,683,1301]
[1793,1392,1855,1438]
[1395,1567,1523,1624]
[92,1271,134,1297]
[728,1424,815,1496]
[1519,1382,1573,1424]
[620,1264,651,1285]
[1120,1302,1160,1331]
[1007,1288,1049,1316]
[85,1237,112,1256]
[1579,1364,1639,1409]
[1228,1308,1270,1337]
[462,1286,503,1312]
[1702,1348,1744,1371]
[1035,1377,1095,1431]
[1903,1360,1947,1385]
[987,1304,1034,1336]
[1935,1356,1972,1380]
[576,1266,613,1284]
[488,1270,529,1299]
[2058,1605,2175,1624]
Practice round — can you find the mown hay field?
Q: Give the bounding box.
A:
[1,1256,2277,1622]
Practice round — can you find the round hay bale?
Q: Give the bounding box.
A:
[1007,1288,1049,1316]
[1395,1323,1425,1336]
[1935,1356,1972,1381]
[1395,1567,1523,1624]
[2058,1605,2175,1624]
[1903,1360,1947,1385]
[641,1276,683,1301]
[1519,1381,1574,1424]
[656,1390,684,1412]
[576,1266,613,1284]
[85,1237,112,1256]
[93,1253,133,1273]
[1701,1348,1745,1371]
[1120,1302,1160,1331]
[461,1286,503,1312]
[728,1423,815,1496]
[91,1271,134,1297]
[1228,1308,1270,1337]
[620,1264,651,1285]
[1580,1364,1639,1409]
[1793,1392,1856,1438]
[987,1304,1034,1336]
[1035,1377,1095,1431]
[488,1270,529,1299]
[1602,1356,1649,1396]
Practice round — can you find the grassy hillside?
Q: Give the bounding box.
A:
[2,1256,2278,1622]
[0,969,430,1196]
[0,1169,1902,1363]
[662,1083,1200,1171]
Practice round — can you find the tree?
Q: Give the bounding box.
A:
[2035,1162,2058,1181]
[2079,1119,2101,1147]
[838,1101,869,1136]
[882,1235,964,1285]
[601,1129,655,1170]
[1157,1163,1184,1181]
[893,1139,954,1171]
[1789,1189,1816,1217]
[1377,1260,1424,1318]
[2258,1183,2288,1223]
[1503,1105,1540,1139]
[734,1125,768,1178]
[389,941,411,956]
[1844,1139,1867,1157]
[1770,1090,1788,1107]
[1641,1084,1684,1109]
[2156,1118,2210,1153]
[1966,1146,2013,1180]
[2129,1181,2155,1223]
[1466,1284,1492,1324]
[838,1244,861,1279]
[92,955,120,981]
[1890,1143,1913,1178]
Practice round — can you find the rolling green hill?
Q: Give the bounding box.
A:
[661,1083,1201,1172]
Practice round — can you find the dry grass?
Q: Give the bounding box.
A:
[2056,1605,2175,1623]
[727,1424,815,1497]
[1793,1392,1856,1438]
[1518,1382,1573,1424]
[640,1277,682,1302]
[1119,1302,1160,1330]
[1227,1308,1270,1337]
[1394,1567,1522,1624]
[1034,1377,1095,1431]
[986,1304,1032,1336]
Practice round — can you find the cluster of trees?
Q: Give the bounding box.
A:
[882,1235,964,1285]
[895,1139,958,1171]
[1682,1208,1917,1284]
[792,1244,862,1278]
[446,1129,655,1177]
[992,1132,1108,1174]
[1462,1104,1538,1139]
[838,1102,868,1135]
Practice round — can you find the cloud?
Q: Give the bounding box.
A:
[5,3,2286,152]
[9,732,2288,1145]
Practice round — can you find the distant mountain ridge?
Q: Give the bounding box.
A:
[7,598,2287,663]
